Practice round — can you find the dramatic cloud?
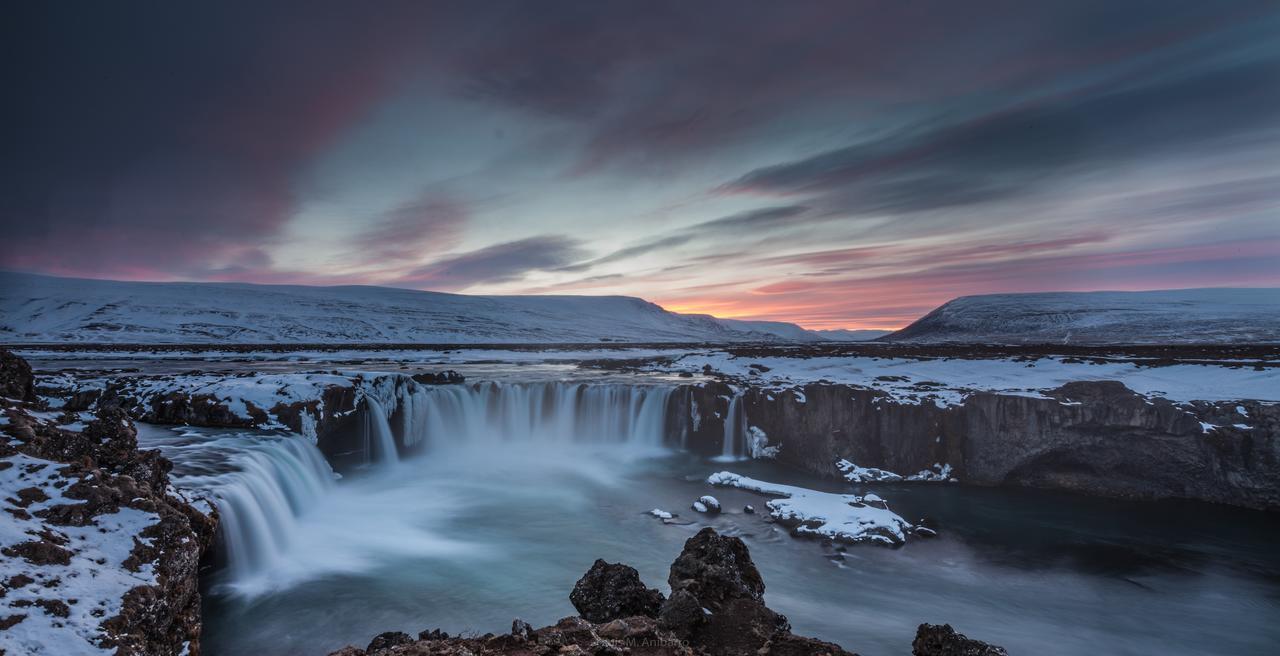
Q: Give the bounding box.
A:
[353,197,468,265]
[397,236,588,290]
[4,1,1278,326]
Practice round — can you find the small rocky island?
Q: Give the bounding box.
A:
[327,527,1006,656]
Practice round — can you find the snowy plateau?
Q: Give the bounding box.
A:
[886,288,1280,344]
[0,272,836,344]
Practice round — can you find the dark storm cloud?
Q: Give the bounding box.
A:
[1,1,431,278]
[397,236,588,289]
[726,57,1280,217]
[448,0,1273,171]
[3,0,1278,304]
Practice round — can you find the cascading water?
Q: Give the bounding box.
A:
[212,438,335,582]
[153,381,686,597]
[396,382,678,453]
[361,395,400,466]
[719,393,743,461]
[136,426,337,592]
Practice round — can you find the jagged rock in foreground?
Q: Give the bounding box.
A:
[913,623,1009,656]
[1,351,217,655]
[570,559,666,623]
[328,527,965,656]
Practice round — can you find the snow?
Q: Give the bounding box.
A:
[906,463,955,482]
[648,509,674,520]
[707,471,913,546]
[885,288,1280,344]
[654,351,1280,404]
[0,271,822,344]
[838,459,956,483]
[837,460,904,483]
[746,426,779,459]
[0,453,160,655]
[693,495,721,513]
[107,371,357,428]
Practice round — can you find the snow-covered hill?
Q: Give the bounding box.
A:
[0,272,824,344]
[885,288,1280,345]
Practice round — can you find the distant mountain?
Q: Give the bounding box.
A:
[811,329,893,342]
[0,272,824,344]
[883,288,1280,345]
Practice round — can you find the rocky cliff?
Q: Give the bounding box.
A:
[1,349,218,655]
[685,380,1280,510]
[34,362,1280,510]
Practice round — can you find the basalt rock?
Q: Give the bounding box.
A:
[667,528,765,611]
[570,559,666,622]
[0,348,37,402]
[1,351,218,655]
[912,623,1008,656]
[688,379,1280,511]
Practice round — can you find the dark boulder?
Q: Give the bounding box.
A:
[664,528,792,656]
[693,596,789,656]
[656,588,705,638]
[570,559,665,623]
[0,348,36,402]
[912,623,1008,656]
[667,527,765,611]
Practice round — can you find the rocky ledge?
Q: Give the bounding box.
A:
[1,349,217,655]
[683,379,1280,511]
[328,527,1006,656]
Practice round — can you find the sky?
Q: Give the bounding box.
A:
[3,1,1279,329]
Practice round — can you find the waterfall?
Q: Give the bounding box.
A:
[399,382,677,452]
[361,396,400,465]
[199,436,336,584]
[720,394,743,460]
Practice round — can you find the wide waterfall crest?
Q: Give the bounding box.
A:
[386,381,679,452]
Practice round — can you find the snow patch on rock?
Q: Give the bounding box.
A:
[707,471,914,546]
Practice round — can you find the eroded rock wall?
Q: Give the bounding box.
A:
[686,380,1280,510]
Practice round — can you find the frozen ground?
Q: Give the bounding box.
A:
[0,453,160,655]
[648,350,1280,405]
